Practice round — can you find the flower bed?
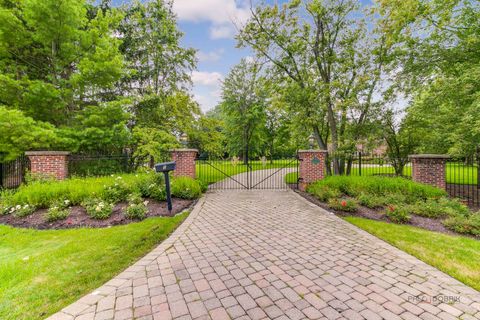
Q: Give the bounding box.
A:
[0,171,205,229]
[304,176,480,238]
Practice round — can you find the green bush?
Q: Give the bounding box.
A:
[410,198,471,219]
[45,206,70,222]
[311,176,446,201]
[0,172,204,212]
[356,193,384,208]
[385,205,411,223]
[443,213,480,236]
[171,177,202,199]
[11,204,36,217]
[83,199,114,220]
[125,194,148,220]
[1,173,152,208]
[101,178,131,203]
[307,184,341,202]
[328,198,358,212]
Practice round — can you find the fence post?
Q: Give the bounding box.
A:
[358,151,362,176]
[297,150,328,191]
[409,154,449,190]
[170,149,198,179]
[25,151,70,180]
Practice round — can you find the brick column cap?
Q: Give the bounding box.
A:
[408,154,449,159]
[298,149,328,154]
[25,151,70,156]
[169,149,198,153]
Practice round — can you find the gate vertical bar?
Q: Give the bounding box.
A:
[358,151,362,176]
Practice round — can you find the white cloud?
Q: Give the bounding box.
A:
[172,0,251,39]
[191,71,224,111]
[197,49,224,62]
[191,71,223,86]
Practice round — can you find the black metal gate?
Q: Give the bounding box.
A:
[0,155,30,189]
[196,156,299,190]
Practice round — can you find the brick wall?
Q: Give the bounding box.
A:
[298,150,328,191]
[171,149,198,179]
[410,154,449,190]
[25,151,70,180]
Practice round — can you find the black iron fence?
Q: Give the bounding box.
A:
[0,155,30,189]
[446,155,480,209]
[196,156,299,190]
[325,151,412,178]
[68,153,132,177]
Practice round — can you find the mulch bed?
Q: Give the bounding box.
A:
[294,189,458,236]
[0,198,194,230]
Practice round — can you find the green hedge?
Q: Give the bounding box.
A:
[0,172,203,209]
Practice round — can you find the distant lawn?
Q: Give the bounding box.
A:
[285,162,477,185]
[345,217,480,291]
[197,159,297,184]
[0,213,187,320]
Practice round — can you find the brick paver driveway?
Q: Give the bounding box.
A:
[49,190,480,320]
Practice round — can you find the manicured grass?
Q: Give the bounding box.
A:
[349,163,477,185]
[0,213,188,320]
[345,217,480,291]
[197,159,297,184]
[284,172,299,184]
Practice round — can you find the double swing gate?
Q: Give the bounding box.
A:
[196,156,299,190]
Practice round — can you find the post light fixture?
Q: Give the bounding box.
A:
[179,132,188,147]
[308,134,315,150]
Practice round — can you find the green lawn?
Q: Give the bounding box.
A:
[197,159,297,184]
[345,217,480,291]
[0,213,187,320]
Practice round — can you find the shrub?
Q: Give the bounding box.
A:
[307,184,341,202]
[311,176,446,201]
[410,198,471,219]
[385,205,410,223]
[356,193,384,208]
[1,173,148,208]
[328,198,358,212]
[443,213,480,236]
[101,177,130,203]
[11,204,36,217]
[83,199,114,220]
[135,173,167,201]
[171,177,202,199]
[1,203,12,215]
[125,194,148,220]
[45,206,70,222]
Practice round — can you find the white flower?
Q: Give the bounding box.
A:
[23,205,29,209]
[143,200,149,206]
[64,200,70,205]
[16,205,21,210]
[95,206,101,212]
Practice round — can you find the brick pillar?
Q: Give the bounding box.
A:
[297,150,328,191]
[25,151,70,180]
[409,154,449,190]
[170,149,198,179]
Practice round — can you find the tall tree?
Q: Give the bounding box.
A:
[378,0,480,156]
[221,59,267,163]
[238,0,392,173]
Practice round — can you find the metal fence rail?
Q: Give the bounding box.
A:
[196,157,299,190]
[446,155,479,209]
[325,151,412,178]
[0,155,30,189]
[68,153,132,177]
